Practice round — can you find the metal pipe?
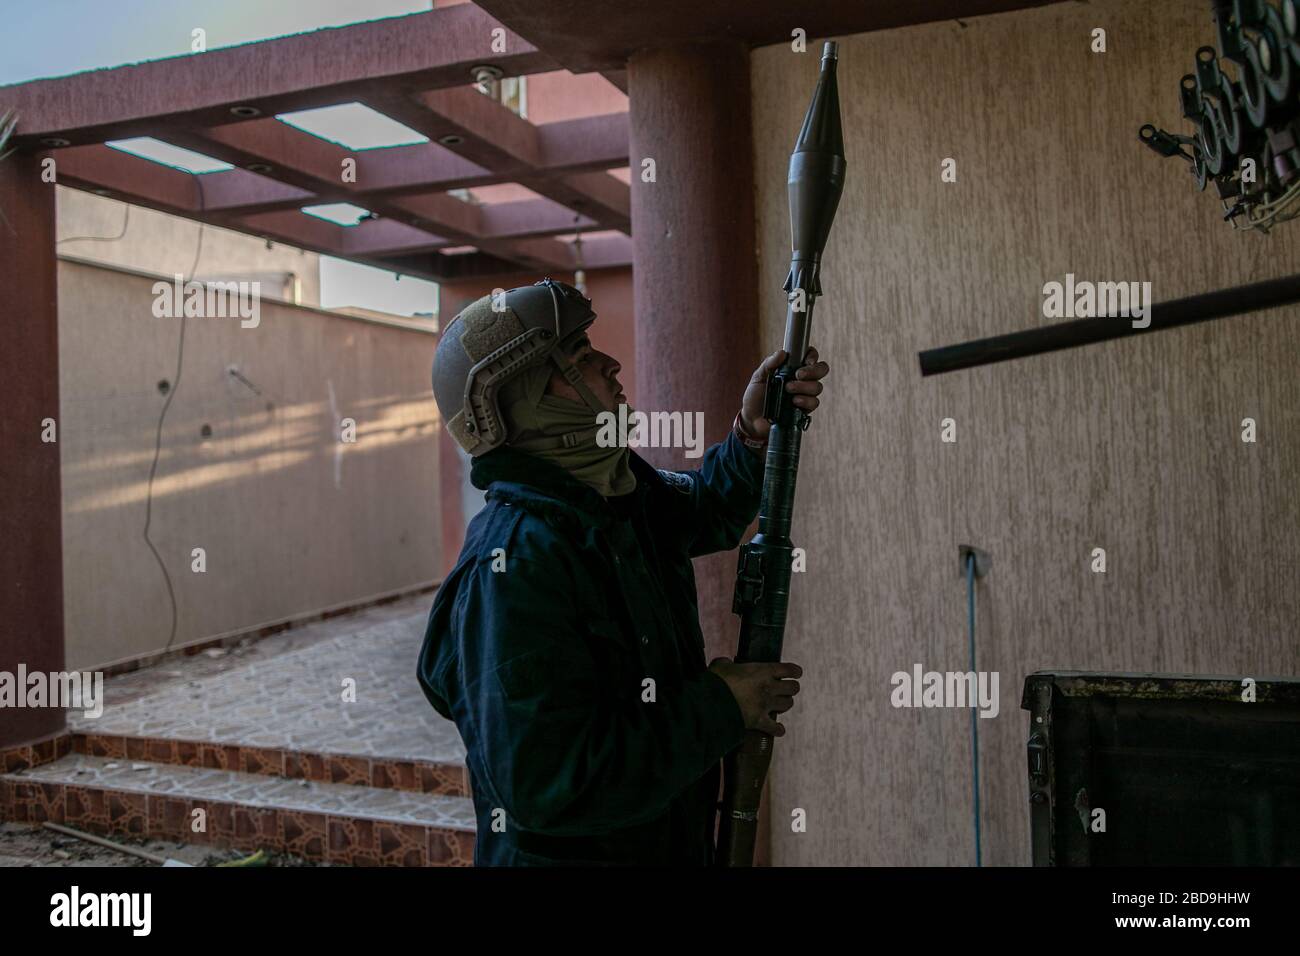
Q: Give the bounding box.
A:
[43,821,171,864]
[918,273,1300,376]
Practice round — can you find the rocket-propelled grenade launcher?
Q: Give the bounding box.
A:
[715,40,846,867]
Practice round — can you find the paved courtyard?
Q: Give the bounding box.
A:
[70,595,465,766]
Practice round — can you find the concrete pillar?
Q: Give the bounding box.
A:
[628,41,760,665]
[0,152,67,747]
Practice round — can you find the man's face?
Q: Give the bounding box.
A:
[545,332,626,411]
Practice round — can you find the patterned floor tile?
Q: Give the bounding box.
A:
[69,601,466,770]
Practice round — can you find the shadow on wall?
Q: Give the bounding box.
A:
[62,392,436,514]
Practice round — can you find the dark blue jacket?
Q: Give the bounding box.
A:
[417,430,764,865]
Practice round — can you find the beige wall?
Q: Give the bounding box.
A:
[57,186,322,307]
[58,259,439,670]
[752,0,1300,866]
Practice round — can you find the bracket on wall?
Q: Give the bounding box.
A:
[958,544,991,579]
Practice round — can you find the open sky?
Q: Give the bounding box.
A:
[0,0,432,84]
[1,0,442,317]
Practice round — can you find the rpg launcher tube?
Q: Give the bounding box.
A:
[716,40,846,868]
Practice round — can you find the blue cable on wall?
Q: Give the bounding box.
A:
[966,550,982,867]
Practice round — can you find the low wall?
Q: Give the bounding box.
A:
[58,258,441,669]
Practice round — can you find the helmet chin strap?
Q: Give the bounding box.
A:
[508,277,612,452]
[548,349,610,415]
[542,279,611,415]
[506,349,613,453]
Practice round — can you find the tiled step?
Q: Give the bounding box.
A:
[0,753,476,866]
[62,613,471,798]
[73,732,469,797]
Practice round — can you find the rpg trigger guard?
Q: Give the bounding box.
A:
[762,367,814,430]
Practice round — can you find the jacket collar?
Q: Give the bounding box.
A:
[469,443,661,527]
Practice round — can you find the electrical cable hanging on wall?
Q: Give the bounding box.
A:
[56,200,130,245]
[142,174,205,653]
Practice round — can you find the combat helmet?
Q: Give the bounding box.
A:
[433,278,604,456]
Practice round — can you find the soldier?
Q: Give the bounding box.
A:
[417,278,829,865]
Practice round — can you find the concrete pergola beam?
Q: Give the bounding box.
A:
[478,199,597,239]
[4,5,632,278]
[3,6,557,147]
[378,90,631,232]
[175,112,629,218]
[234,209,354,255]
[531,170,630,232]
[54,138,618,277]
[200,171,316,214]
[476,0,1057,72]
[56,144,205,212]
[565,234,635,269]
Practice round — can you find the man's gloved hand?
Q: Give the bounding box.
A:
[738,346,830,444]
[708,657,803,737]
